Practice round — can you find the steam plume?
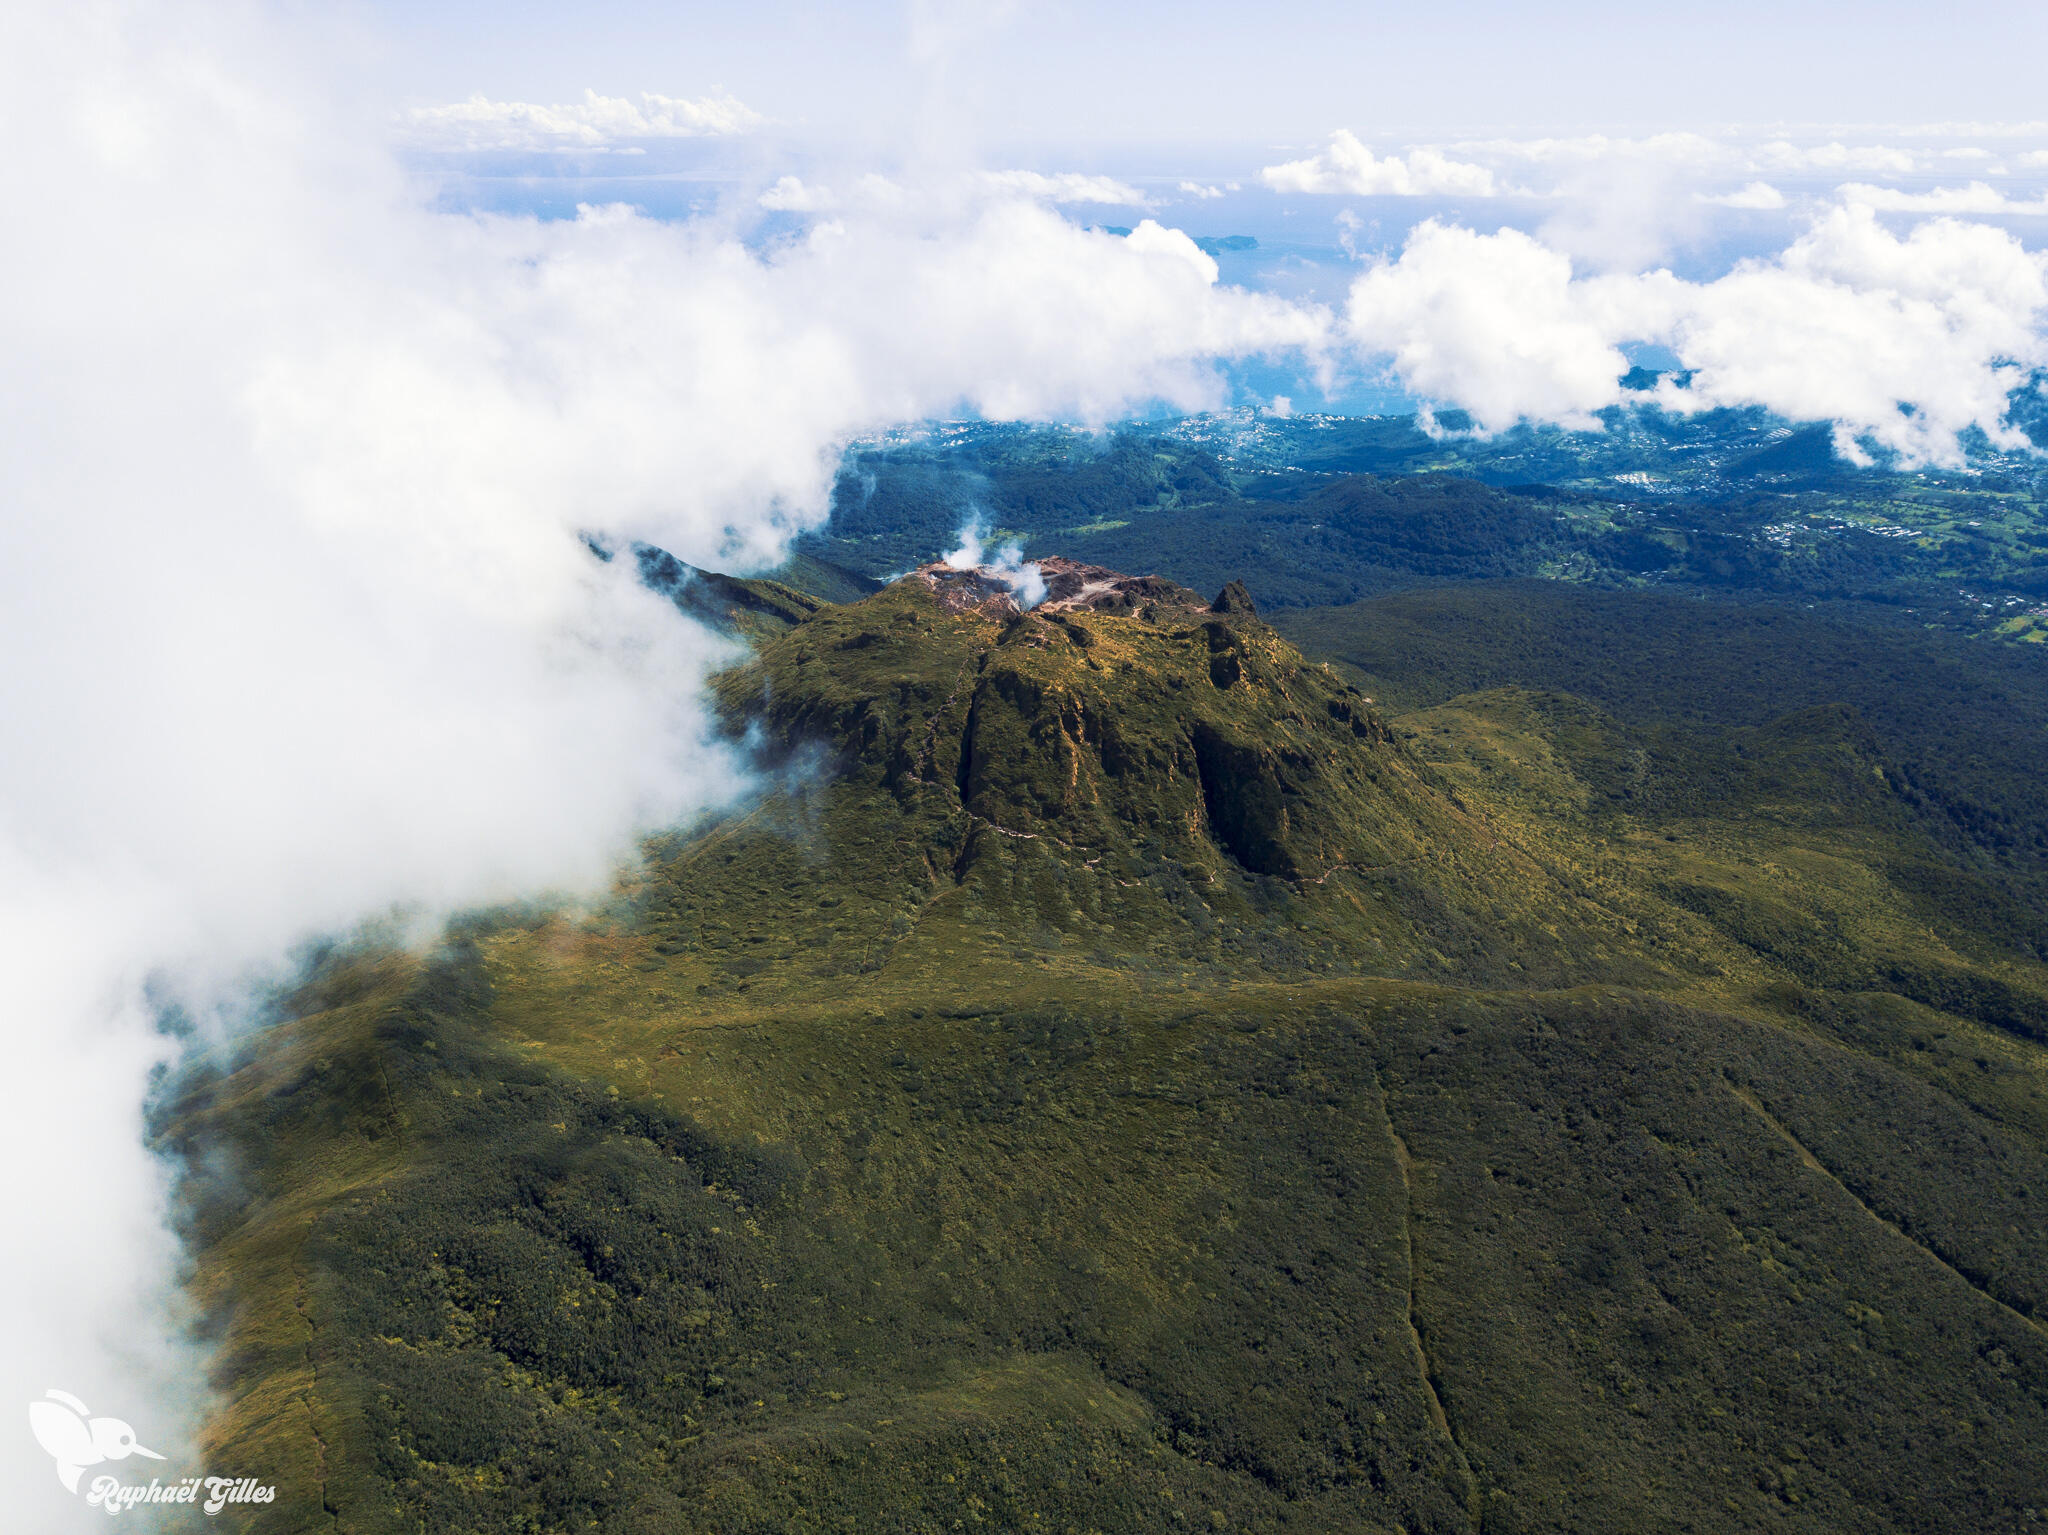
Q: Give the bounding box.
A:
[944,516,1049,607]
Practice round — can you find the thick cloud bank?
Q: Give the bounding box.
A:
[1345,206,2048,461]
[0,4,1318,1523]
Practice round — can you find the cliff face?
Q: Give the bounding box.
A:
[733,564,1459,888]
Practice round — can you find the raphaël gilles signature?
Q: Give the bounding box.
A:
[29,1390,276,1516]
[86,1475,278,1517]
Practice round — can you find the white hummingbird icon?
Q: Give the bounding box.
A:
[28,1389,166,1493]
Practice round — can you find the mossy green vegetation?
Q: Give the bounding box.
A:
[172,566,2048,1532]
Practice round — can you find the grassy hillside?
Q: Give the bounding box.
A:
[170,570,2048,1533]
[1275,581,2048,898]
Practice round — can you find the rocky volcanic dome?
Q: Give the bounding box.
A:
[915,554,1215,618]
[723,552,1445,886]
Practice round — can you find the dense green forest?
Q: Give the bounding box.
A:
[176,536,2048,1533]
[1274,583,2048,895]
[803,410,2048,639]
[172,406,2048,1532]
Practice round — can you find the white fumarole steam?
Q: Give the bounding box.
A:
[944,516,1049,607]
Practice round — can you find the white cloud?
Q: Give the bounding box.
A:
[1655,209,2047,461]
[1269,130,2047,219]
[1455,131,1732,173]
[762,169,1151,217]
[759,174,832,211]
[0,6,1326,1522]
[1344,222,1635,431]
[1342,206,2048,463]
[1701,181,1788,210]
[1441,131,1964,184]
[1262,130,1498,197]
[1265,130,2023,272]
[401,88,761,151]
[1838,181,2048,216]
[1121,218,1221,282]
[1428,134,1748,270]
[1868,120,2048,139]
[1441,130,1905,184]
[1754,140,1916,175]
[974,169,1151,205]
[1179,180,1225,199]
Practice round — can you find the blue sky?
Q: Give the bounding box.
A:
[360,0,2048,150]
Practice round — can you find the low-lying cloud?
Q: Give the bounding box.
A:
[761,169,1152,213]
[1699,181,1789,210]
[1343,205,2048,461]
[1839,181,2048,216]
[1263,129,2048,240]
[1753,139,1919,176]
[976,169,1151,206]
[401,88,764,151]
[1263,130,1499,197]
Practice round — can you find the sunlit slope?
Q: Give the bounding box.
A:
[176,568,2048,1534]
[1273,580,2048,890]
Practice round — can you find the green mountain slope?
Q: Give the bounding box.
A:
[170,563,2048,1534]
[1272,581,2048,893]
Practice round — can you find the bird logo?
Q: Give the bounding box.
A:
[27,1389,166,1494]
